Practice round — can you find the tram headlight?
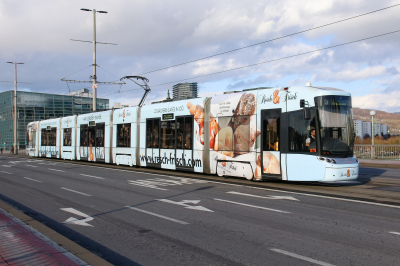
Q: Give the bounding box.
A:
[318,157,325,161]
[326,158,331,163]
[331,159,337,164]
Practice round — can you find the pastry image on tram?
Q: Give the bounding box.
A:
[262,151,280,175]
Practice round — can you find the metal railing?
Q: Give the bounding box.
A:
[354,144,400,160]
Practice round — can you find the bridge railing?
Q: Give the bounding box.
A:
[354,144,400,160]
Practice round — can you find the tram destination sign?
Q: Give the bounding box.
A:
[89,121,96,126]
[162,113,174,120]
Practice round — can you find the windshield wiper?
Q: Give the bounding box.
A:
[341,134,355,158]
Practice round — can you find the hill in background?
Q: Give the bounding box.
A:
[353,107,400,135]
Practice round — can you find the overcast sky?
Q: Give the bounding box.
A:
[1,0,399,112]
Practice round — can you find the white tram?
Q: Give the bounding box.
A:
[27,85,359,182]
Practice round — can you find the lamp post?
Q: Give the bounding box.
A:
[6,62,24,154]
[370,110,376,159]
[80,8,108,111]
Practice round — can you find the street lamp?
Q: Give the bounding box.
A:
[80,8,108,111]
[370,110,376,159]
[6,62,24,154]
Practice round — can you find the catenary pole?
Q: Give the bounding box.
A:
[93,9,97,111]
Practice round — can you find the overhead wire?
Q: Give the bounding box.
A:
[138,3,400,75]
[107,29,400,92]
[61,65,92,79]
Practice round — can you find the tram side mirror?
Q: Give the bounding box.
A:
[300,99,311,120]
[303,108,311,120]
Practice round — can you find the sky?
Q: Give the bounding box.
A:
[0,0,399,112]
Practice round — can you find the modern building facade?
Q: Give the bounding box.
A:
[353,119,389,140]
[362,121,372,138]
[0,90,109,152]
[172,83,198,100]
[354,120,363,140]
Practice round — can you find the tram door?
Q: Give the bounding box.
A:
[261,109,282,180]
[175,116,193,171]
[80,123,105,162]
[146,118,161,167]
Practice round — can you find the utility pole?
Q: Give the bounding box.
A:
[6,62,24,154]
[92,9,97,111]
[370,110,375,159]
[63,8,123,111]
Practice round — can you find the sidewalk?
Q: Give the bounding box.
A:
[359,159,400,169]
[0,199,112,266]
[0,207,87,266]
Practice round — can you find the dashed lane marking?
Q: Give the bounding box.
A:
[389,231,400,236]
[246,186,400,209]
[60,187,92,196]
[23,177,42,183]
[80,174,105,179]
[49,168,65,172]
[0,171,12,174]
[0,165,12,167]
[227,191,299,201]
[213,198,290,214]
[270,248,335,266]
[25,164,38,167]
[125,206,189,225]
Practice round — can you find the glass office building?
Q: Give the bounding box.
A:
[0,90,109,151]
[172,83,198,100]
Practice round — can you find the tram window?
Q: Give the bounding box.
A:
[184,117,192,149]
[262,112,280,151]
[47,128,56,146]
[146,119,160,148]
[288,108,317,152]
[41,129,47,146]
[63,128,72,146]
[80,125,88,147]
[31,131,36,148]
[161,121,175,149]
[96,123,105,147]
[117,123,131,147]
[176,116,193,150]
[176,117,184,149]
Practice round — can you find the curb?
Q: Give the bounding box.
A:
[359,163,400,169]
[0,200,113,266]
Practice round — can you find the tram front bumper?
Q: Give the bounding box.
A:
[324,165,359,181]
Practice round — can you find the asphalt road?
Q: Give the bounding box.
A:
[0,155,400,266]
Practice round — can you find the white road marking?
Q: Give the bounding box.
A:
[61,208,94,227]
[60,187,92,196]
[1,165,12,167]
[128,177,207,191]
[25,164,38,167]
[38,163,47,165]
[80,174,105,179]
[389,231,400,236]
[270,248,335,266]
[127,181,168,190]
[0,171,12,174]
[49,168,65,172]
[246,186,400,209]
[23,177,42,183]
[23,159,400,210]
[227,191,299,201]
[207,181,244,187]
[213,198,289,214]
[125,206,189,225]
[157,199,214,212]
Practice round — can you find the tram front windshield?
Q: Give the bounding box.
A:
[315,95,354,157]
